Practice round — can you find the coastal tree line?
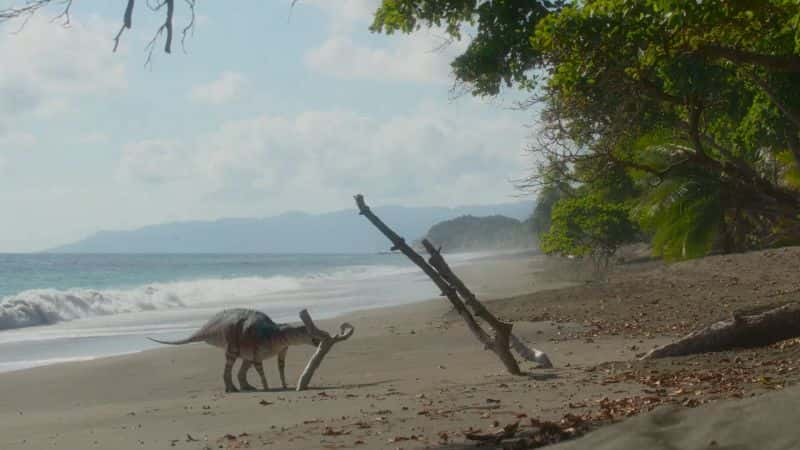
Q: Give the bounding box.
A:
[373,0,800,263]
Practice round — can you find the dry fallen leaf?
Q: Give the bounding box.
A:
[321,427,350,436]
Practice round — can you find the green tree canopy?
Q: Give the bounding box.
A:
[540,194,637,269]
[371,0,561,95]
[374,0,800,259]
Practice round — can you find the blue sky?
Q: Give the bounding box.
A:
[0,1,538,252]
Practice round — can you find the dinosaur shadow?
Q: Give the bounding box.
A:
[226,378,400,394]
[523,372,558,381]
[293,378,401,391]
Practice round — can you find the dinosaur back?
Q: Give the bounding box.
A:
[194,308,279,346]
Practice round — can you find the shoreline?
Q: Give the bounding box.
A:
[3,248,797,449]
[0,250,600,450]
[0,249,571,375]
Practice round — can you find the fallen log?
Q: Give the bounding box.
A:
[296,309,354,391]
[354,194,552,374]
[642,302,800,359]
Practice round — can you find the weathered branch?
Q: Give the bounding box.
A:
[296,309,354,391]
[1,0,192,61]
[355,194,552,374]
[113,0,135,52]
[422,239,553,368]
[163,0,174,54]
[642,303,800,359]
[180,0,196,52]
[509,334,553,368]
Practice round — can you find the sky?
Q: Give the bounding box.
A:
[0,0,538,252]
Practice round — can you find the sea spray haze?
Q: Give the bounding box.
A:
[0,253,426,331]
[0,251,474,372]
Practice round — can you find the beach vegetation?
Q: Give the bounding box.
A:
[540,194,637,270]
[372,0,800,260]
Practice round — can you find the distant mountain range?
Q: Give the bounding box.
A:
[49,202,534,254]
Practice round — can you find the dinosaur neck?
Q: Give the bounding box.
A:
[281,325,311,345]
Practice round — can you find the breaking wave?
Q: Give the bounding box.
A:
[0,275,302,331]
[0,263,417,332]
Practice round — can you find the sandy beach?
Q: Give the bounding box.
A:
[2,249,799,449]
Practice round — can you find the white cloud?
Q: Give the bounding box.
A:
[189,71,247,105]
[117,139,193,184]
[305,33,464,83]
[117,104,529,208]
[0,132,37,149]
[0,15,126,127]
[0,132,37,173]
[302,0,379,31]
[78,132,110,145]
[303,0,466,84]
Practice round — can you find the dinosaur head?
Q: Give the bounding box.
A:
[303,328,321,347]
[284,325,321,347]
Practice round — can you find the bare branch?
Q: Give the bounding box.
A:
[296,309,355,391]
[113,0,135,52]
[2,0,199,63]
[355,194,554,374]
[163,0,174,53]
[1,0,73,32]
[49,0,73,26]
[180,0,195,53]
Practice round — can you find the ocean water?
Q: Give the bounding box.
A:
[0,253,482,373]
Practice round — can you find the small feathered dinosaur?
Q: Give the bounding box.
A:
[148,308,319,392]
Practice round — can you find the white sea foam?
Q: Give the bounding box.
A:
[0,356,102,373]
[0,275,301,331]
[0,264,416,331]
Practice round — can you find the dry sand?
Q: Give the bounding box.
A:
[1,249,799,450]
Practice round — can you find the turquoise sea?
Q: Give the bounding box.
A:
[0,253,484,372]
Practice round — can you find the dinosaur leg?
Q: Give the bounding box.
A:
[223,350,239,393]
[253,361,269,391]
[277,348,288,390]
[223,319,245,393]
[237,360,257,392]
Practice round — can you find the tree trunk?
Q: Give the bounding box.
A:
[642,303,800,359]
[296,309,354,391]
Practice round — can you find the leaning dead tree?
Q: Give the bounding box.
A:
[642,302,800,359]
[296,309,355,391]
[355,194,552,375]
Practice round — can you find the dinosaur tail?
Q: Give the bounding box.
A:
[147,336,199,345]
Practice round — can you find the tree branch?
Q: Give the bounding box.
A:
[422,239,553,369]
[743,72,800,129]
[1,0,196,62]
[355,194,553,374]
[296,309,354,391]
[698,45,800,72]
[113,0,135,52]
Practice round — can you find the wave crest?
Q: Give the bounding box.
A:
[0,275,301,331]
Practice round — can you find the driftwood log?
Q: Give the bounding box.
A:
[296,309,355,391]
[642,302,800,359]
[354,194,552,375]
